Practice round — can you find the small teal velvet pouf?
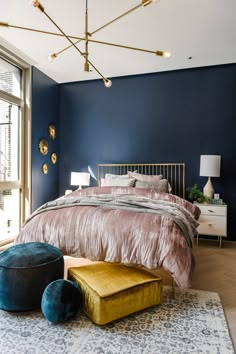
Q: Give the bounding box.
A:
[0,242,64,311]
[41,279,82,323]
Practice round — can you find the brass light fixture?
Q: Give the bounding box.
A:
[0,0,171,88]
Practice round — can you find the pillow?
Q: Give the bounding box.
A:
[128,171,163,183]
[135,179,169,193]
[41,279,82,324]
[101,174,136,187]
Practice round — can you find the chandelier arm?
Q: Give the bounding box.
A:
[47,2,148,61]
[87,61,106,80]
[0,23,162,56]
[88,39,158,55]
[0,23,65,37]
[90,3,143,36]
[40,8,107,80]
[0,23,76,56]
[42,12,83,56]
[1,2,158,59]
[84,0,89,71]
[57,2,145,50]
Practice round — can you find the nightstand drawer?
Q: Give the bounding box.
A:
[198,205,226,216]
[198,215,227,236]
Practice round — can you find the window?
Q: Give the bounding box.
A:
[0,53,30,246]
[0,57,22,98]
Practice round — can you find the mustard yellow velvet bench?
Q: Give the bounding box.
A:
[68,262,162,325]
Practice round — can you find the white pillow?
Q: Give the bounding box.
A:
[101,174,135,187]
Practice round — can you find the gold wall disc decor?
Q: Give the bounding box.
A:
[39,139,48,155]
[48,124,56,140]
[51,152,57,164]
[42,163,48,174]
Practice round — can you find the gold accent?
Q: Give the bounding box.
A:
[0,22,9,27]
[155,50,171,58]
[30,1,108,83]
[48,1,155,66]
[48,124,56,140]
[50,152,57,164]
[156,50,165,57]
[48,53,57,61]
[84,62,89,72]
[84,0,89,72]
[42,163,48,174]
[32,0,45,13]
[2,24,159,56]
[38,139,48,155]
[0,1,169,86]
[68,263,162,325]
[142,0,153,6]
[0,22,160,56]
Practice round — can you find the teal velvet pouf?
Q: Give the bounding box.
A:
[0,242,64,311]
[41,279,82,323]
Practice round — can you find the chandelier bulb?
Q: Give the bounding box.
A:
[30,0,39,7]
[163,51,171,59]
[48,53,57,62]
[30,0,44,12]
[103,79,112,88]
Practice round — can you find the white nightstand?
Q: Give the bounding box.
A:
[194,203,227,247]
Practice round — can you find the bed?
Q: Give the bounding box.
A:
[15,163,200,289]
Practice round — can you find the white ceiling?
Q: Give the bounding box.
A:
[0,0,236,84]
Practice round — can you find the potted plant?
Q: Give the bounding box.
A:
[186,184,208,203]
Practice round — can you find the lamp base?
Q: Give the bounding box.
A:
[203,177,214,199]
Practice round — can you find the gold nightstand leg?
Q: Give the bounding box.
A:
[220,236,222,248]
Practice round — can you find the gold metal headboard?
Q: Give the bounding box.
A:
[97,163,185,198]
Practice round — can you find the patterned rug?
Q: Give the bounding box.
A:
[0,287,234,354]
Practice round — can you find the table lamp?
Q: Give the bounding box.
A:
[199,155,221,199]
[71,172,90,190]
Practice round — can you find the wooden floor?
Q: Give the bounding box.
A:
[192,239,236,351]
[64,239,236,351]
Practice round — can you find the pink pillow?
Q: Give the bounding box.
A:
[128,171,163,183]
[135,179,169,192]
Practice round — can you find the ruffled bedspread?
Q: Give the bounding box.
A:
[15,187,200,288]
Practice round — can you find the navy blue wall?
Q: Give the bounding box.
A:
[59,64,236,240]
[31,67,60,211]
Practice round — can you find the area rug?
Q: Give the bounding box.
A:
[0,287,234,354]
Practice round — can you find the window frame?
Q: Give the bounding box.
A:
[0,46,31,247]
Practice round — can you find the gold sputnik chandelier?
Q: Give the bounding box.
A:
[0,0,171,87]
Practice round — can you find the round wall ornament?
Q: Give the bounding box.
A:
[42,163,48,174]
[48,124,56,140]
[39,139,48,155]
[51,152,57,164]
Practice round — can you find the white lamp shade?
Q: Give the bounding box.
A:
[200,155,221,177]
[71,172,90,186]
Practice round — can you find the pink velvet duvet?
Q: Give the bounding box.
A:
[15,187,200,288]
